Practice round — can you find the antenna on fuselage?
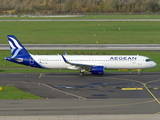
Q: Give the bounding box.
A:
[63,51,68,55]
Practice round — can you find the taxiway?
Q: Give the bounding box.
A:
[0,72,160,117]
[1,44,160,50]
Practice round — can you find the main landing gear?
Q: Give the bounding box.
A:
[79,70,85,77]
[79,71,84,77]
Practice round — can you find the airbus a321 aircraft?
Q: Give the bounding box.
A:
[5,35,157,76]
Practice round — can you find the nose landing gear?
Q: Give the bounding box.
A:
[138,69,141,76]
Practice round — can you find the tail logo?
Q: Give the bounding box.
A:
[8,37,22,49]
[8,36,23,58]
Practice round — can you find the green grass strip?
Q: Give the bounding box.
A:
[1,21,160,44]
[0,86,43,99]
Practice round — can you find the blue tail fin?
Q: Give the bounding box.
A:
[6,35,45,68]
[7,35,29,58]
[6,35,44,68]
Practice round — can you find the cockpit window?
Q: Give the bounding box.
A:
[145,59,152,62]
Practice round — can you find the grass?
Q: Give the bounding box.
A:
[82,15,160,19]
[0,68,81,73]
[0,86,43,99]
[1,50,160,73]
[0,21,160,44]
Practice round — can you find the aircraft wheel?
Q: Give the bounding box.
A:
[79,72,84,77]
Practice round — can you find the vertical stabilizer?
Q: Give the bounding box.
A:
[7,35,30,58]
[6,35,45,68]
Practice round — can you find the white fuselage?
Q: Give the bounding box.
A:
[31,55,157,70]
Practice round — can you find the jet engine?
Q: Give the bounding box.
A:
[90,66,104,75]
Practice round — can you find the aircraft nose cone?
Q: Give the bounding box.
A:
[153,62,157,67]
[152,62,157,67]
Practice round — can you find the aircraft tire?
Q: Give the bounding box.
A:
[79,72,84,77]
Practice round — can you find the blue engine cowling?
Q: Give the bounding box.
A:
[91,66,104,75]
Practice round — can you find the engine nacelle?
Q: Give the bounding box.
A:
[91,66,104,75]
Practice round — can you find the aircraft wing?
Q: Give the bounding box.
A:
[61,55,93,70]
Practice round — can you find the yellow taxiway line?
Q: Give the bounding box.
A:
[108,77,160,104]
[122,88,143,90]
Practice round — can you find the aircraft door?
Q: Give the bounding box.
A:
[137,59,142,66]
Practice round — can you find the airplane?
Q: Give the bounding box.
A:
[5,35,157,76]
